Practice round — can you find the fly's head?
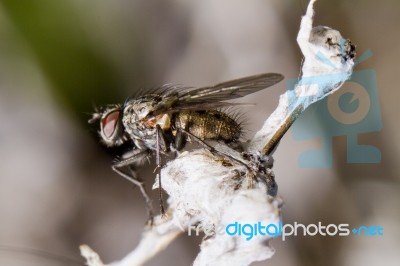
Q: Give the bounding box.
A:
[89,104,127,147]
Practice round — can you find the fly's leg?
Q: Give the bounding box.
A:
[155,125,169,168]
[177,128,253,171]
[155,125,169,217]
[112,149,155,226]
[174,127,187,151]
[177,128,262,189]
[112,165,155,225]
[175,128,215,152]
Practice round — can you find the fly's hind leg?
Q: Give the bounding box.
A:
[175,128,215,152]
[112,149,155,226]
[177,128,257,187]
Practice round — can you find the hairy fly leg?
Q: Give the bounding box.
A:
[176,128,261,187]
[174,128,216,152]
[112,149,154,225]
[154,125,170,216]
[155,125,170,168]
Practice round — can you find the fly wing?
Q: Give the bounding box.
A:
[178,73,284,103]
[150,73,283,116]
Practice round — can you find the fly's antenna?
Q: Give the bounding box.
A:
[88,102,103,124]
[88,112,102,124]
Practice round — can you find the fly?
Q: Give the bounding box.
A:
[89,73,284,224]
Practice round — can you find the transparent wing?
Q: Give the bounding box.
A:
[150,73,283,116]
[178,73,284,102]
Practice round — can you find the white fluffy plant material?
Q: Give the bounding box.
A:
[80,0,355,265]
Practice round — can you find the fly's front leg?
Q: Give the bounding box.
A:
[112,149,155,225]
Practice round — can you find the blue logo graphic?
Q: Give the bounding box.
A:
[352,225,383,236]
[287,50,382,168]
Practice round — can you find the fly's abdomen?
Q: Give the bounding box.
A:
[173,111,241,143]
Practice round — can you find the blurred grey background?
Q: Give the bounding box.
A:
[0,0,399,265]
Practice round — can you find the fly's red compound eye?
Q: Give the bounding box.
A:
[102,110,120,139]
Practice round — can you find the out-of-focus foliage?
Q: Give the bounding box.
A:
[0,0,151,122]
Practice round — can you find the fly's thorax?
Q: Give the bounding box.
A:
[173,110,242,142]
[122,95,161,137]
[122,95,161,123]
[122,95,173,150]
